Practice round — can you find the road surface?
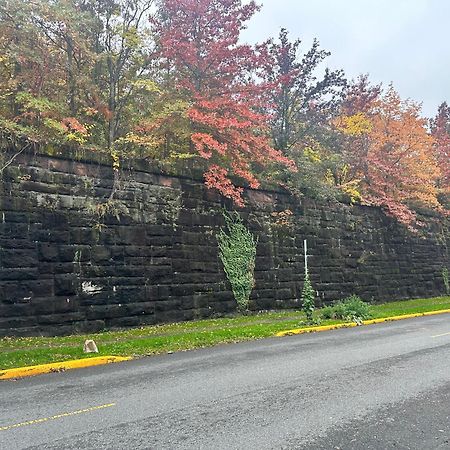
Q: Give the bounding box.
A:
[2,314,450,449]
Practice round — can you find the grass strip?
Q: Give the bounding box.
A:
[1,296,449,370]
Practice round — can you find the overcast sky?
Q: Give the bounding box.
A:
[242,0,450,117]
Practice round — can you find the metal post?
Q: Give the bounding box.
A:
[304,239,308,274]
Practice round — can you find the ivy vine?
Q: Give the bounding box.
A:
[217,211,257,312]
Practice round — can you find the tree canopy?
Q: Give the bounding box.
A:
[0,0,447,226]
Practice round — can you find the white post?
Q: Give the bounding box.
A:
[304,239,308,274]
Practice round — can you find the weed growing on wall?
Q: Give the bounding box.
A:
[86,199,129,231]
[217,211,257,312]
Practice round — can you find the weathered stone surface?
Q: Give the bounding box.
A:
[0,150,448,336]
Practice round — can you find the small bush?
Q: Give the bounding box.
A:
[320,295,371,322]
[320,305,334,320]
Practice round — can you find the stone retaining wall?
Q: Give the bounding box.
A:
[0,151,448,335]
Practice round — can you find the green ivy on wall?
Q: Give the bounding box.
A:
[217,211,257,312]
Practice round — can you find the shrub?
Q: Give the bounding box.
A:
[217,211,257,312]
[320,295,371,322]
[320,305,335,320]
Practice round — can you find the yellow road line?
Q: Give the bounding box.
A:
[431,332,450,338]
[0,356,132,380]
[0,403,116,432]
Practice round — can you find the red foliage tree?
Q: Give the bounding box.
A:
[152,0,295,205]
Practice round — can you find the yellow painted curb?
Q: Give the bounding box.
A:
[0,356,132,380]
[275,322,357,337]
[276,308,450,337]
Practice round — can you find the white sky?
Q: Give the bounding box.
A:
[242,0,450,117]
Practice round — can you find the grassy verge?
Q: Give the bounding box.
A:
[1,296,449,370]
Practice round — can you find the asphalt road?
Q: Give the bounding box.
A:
[2,314,450,449]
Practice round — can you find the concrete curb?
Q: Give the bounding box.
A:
[0,356,132,380]
[275,308,450,337]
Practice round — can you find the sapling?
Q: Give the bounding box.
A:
[301,269,315,323]
[301,239,316,323]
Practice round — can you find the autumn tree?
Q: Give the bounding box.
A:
[263,28,346,154]
[331,75,382,202]
[0,0,446,223]
[430,102,450,208]
[337,83,441,225]
[82,0,155,151]
[0,1,156,151]
[144,0,295,205]
[0,0,160,201]
[0,0,88,148]
[258,29,346,200]
[340,74,382,116]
